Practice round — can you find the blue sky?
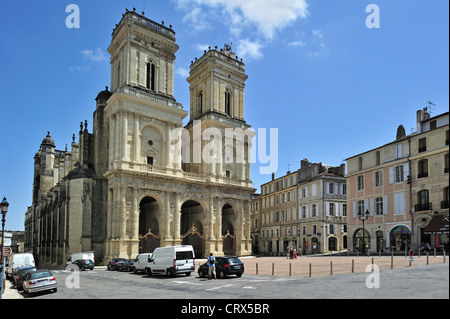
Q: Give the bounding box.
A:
[0,0,448,231]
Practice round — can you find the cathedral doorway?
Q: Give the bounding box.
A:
[222,204,236,256]
[139,196,160,253]
[180,200,204,258]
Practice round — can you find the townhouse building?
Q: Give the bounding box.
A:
[346,108,449,253]
[253,159,347,255]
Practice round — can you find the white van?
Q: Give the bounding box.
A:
[133,253,153,274]
[67,251,95,265]
[7,253,35,279]
[148,245,195,277]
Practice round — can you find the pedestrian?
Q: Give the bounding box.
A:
[207,252,215,279]
[293,248,297,259]
[290,246,294,259]
[298,246,302,257]
[313,244,317,254]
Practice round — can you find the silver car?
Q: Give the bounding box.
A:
[22,269,57,295]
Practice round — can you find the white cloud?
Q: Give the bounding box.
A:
[181,7,212,31]
[306,29,329,57]
[236,38,264,61]
[174,0,309,40]
[176,67,190,78]
[288,40,305,47]
[81,48,108,62]
[70,65,90,73]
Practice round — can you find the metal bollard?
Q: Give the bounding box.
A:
[256,263,258,275]
[427,252,429,265]
[272,263,274,276]
[309,263,312,277]
[289,263,292,276]
[391,255,393,269]
[330,261,333,275]
[352,259,354,273]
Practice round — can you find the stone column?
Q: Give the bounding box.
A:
[134,115,140,163]
[109,116,115,168]
[165,192,171,241]
[122,113,128,161]
[173,193,181,245]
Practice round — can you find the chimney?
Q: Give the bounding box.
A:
[416,107,430,133]
[272,172,275,181]
[396,125,406,140]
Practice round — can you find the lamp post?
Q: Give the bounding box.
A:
[0,197,9,299]
[358,209,370,253]
[1,197,9,266]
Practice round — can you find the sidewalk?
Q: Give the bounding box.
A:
[2,278,24,299]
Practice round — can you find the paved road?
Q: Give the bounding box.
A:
[8,263,448,300]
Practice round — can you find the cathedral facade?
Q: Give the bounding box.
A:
[24,9,254,268]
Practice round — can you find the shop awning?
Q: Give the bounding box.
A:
[423,214,449,234]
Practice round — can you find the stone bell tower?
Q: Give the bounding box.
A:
[185,44,253,181]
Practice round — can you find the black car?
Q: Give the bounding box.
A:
[14,267,37,291]
[198,256,244,279]
[118,259,136,272]
[107,258,126,270]
[72,259,95,270]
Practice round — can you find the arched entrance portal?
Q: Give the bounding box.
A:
[181,200,204,258]
[222,204,236,256]
[389,225,411,251]
[139,196,160,253]
[353,228,370,253]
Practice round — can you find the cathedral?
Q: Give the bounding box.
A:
[24,9,255,268]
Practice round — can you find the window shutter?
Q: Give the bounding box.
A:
[364,199,369,213]
[370,198,375,216]
[383,196,388,215]
[389,167,394,184]
[353,201,357,218]
[403,162,409,181]
[334,183,338,195]
[326,182,330,194]
[325,203,330,217]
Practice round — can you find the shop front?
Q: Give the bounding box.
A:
[423,214,449,252]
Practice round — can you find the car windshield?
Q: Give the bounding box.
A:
[29,271,52,279]
[227,258,241,264]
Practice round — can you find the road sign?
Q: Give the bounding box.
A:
[409,249,414,257]
[3,247,12,257]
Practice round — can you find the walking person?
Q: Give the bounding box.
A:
[207,252,216,279]
[293,248,297,259]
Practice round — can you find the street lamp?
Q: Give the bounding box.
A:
[358,209,369,253]
[1,197,10,266]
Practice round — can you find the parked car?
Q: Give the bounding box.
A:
[14,267,37,291]
[6,253,35,280]
[67,251,95,266]
[107,258,126,270]
[22,269,57,295]
[146,245,195,277]
[198,256,244,279]
[72,259,95,270]
[119,259,136,272]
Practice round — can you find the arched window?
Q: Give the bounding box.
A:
[146,61,155,91]
[224,90,231,115]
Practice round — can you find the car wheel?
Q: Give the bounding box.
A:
[218,270,226,279]
[185,272,191,276]
[198,270,204,278]
[236,273,242,278]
